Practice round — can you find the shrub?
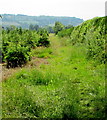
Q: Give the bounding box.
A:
[2,27,40,67]
[5,45,31,68]
[58,27,74,38]
[37,33,50,47]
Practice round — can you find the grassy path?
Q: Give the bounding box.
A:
[2,34,105,118]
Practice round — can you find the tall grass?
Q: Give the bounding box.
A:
[2,34,105,118]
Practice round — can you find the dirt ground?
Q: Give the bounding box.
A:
[2,57,49,81]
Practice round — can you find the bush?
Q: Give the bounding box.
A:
[5,45,31,68]
[37,33,50,47]
[58,27,74,38]
[2,27,40,67]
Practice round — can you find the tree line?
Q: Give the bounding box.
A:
[29,22,73,34]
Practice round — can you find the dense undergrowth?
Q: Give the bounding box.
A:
[2,17,106,119]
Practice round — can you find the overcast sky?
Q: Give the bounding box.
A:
[0,0,106,20]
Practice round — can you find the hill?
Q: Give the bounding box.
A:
[1,14,83,28]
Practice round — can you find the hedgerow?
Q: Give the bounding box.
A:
[57,17,106,63]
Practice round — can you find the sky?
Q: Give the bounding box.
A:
[0,0,106,20]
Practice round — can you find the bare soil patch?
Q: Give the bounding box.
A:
[2,57,49,81]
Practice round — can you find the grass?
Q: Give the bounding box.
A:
[2,34,105,118]
[31,47,53,58]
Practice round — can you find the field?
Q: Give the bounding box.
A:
[2,33,105,118]
[1,17,106,119]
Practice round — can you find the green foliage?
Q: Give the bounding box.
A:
[2,17,106,118]
[37,29,50,47]
[2,41,105,118]
[86,28,106,64]
[37,28,49,36]
[31,47,53,58]
[58,27,74,37]
[5,45,30,68]
[15,68,50,85]
[44,26,54,33]
[65,24,73,29]
[54,21,64,35]
[2,81,43,118]
[37,34,50,47]
[2,26,50,67]
[69,17,106,63]
[29,24,39,31]
[2,27,36,67]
